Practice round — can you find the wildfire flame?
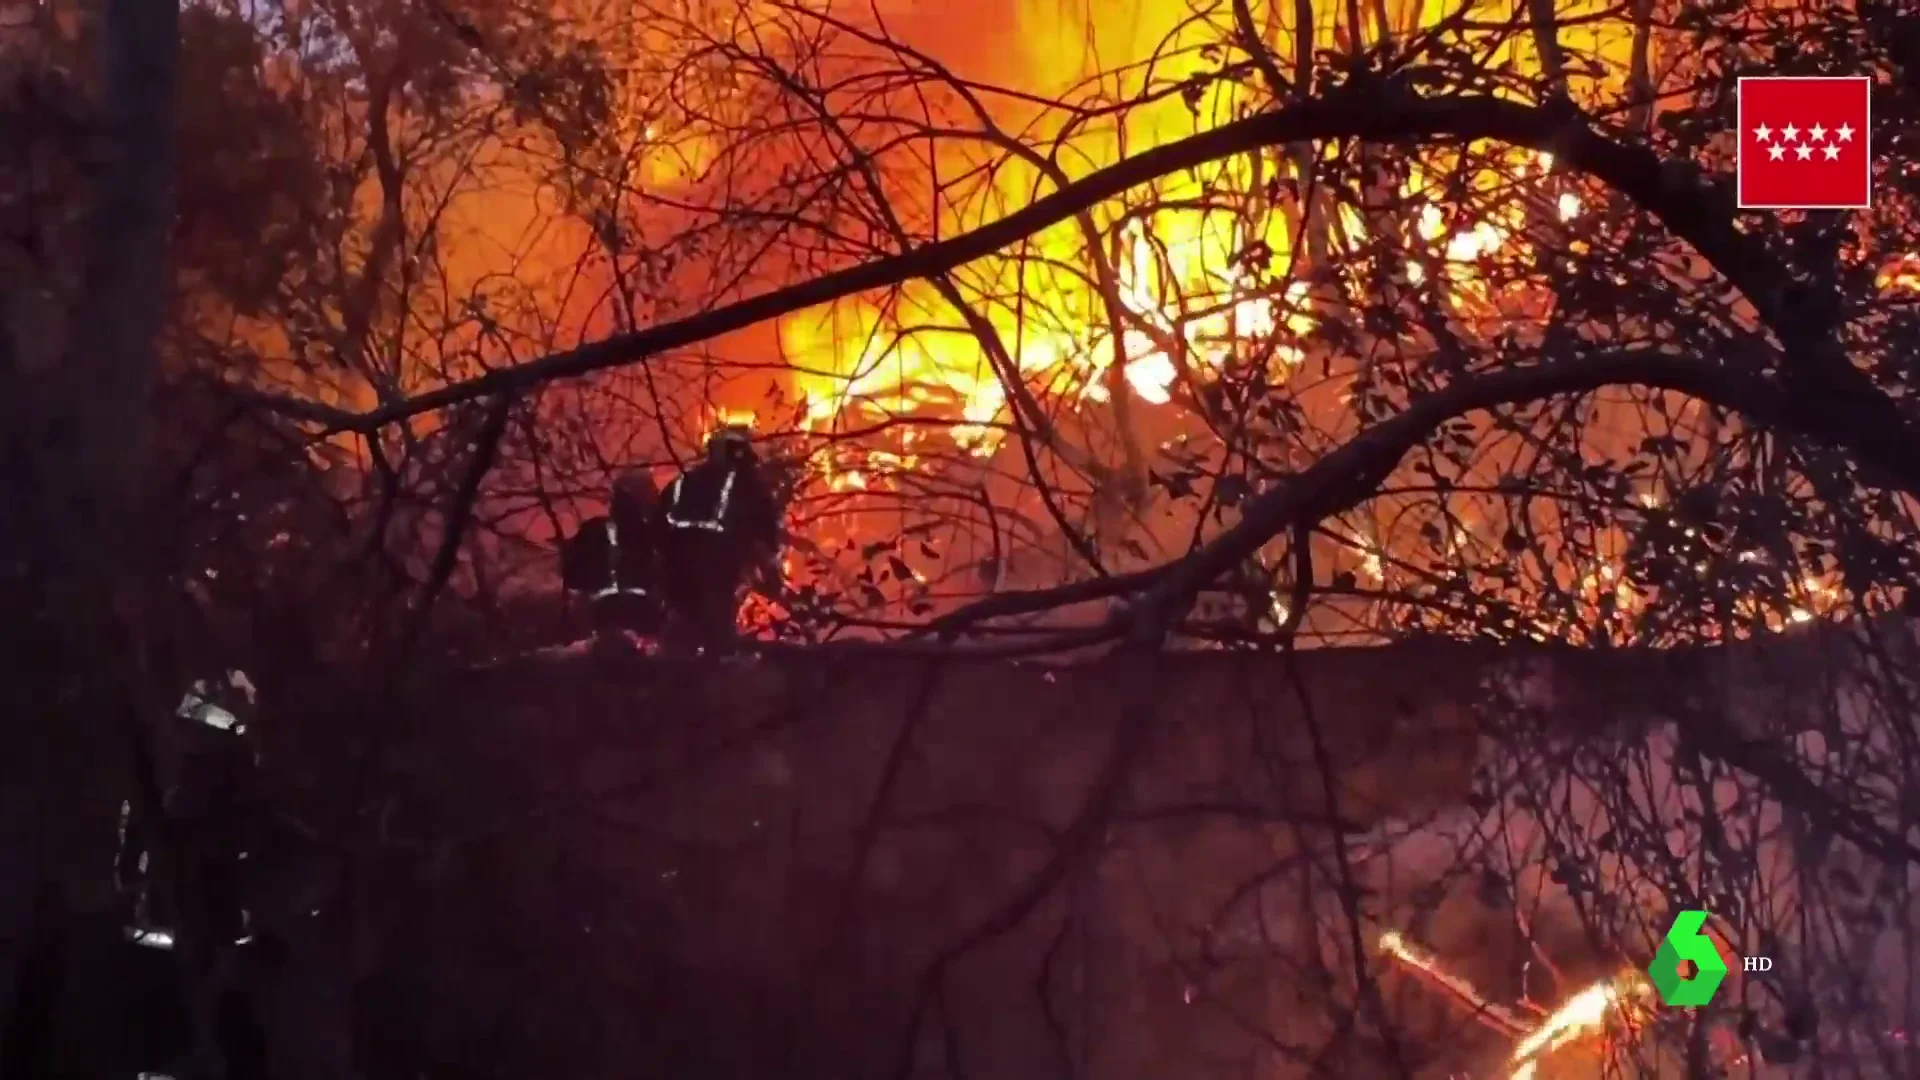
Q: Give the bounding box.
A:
[1377,929,1530,1038]
[706,406,758,435]
[783,150,1574,472]
[624,1,1909,627]
[1377,930,1650,1078]
[1507,974,1646,1075]
[766,0,1632,491]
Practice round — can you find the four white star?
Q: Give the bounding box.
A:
[1836,123,1854,142]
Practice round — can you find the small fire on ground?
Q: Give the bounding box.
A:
[1376,929,1653,1078]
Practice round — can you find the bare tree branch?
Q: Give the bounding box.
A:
[241,89,1831,434]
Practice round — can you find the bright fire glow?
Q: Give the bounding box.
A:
[1508,977,1622,1067]
[607,0,1899,629]
[784,158,1552,471]
[773,0,1636,482]
[1377,930,1649,1077]
[1377,929,1529,1037]
[706,406,758,437]
[784,220,1315,468]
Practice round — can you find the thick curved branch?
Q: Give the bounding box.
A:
[1130,350,1817,621]
[241,90,1771,429]
[254,86,1914,523]
[926,347,1862,637]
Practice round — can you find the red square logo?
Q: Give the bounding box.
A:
[1736,76,1873,210]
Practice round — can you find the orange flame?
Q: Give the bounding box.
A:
[1376,929,1650,1077]
[776,6,1618,470]
[1378,929,1530,1037]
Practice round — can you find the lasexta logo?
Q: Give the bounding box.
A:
[1647,910,1730,1007]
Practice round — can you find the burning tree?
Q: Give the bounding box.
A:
[215,0,1920,642]
[6,0,1920,1075]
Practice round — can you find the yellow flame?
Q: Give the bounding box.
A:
[1877,256,1920,293]
[1508,977,1619,1066]
[1377,930,1528,1037]
[1378,930,1646,1077]
[707,406,758,433]
[785,214,1316,461]
[773,0,1636,457]
[1360,549,1384,584]
[782,132,1577,466]
[752,0,1646,561]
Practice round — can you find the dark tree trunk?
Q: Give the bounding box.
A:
[0,0,180,1064]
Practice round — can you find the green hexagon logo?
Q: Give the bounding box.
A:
[1647,910,1729,1007]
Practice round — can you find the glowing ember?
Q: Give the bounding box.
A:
[1376,930,1528,1038]
[1878,256,1920,293]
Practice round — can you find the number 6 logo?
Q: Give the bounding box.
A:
[1648,910,1730,1007]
